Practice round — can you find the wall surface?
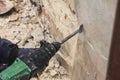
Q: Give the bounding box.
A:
[41,0,78,74]
[72,0,118,80]
[41,0,118,80]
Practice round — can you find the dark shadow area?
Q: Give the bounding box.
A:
[0,7,17,17]
[106,0,120,80]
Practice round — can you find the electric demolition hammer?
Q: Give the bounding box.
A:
[0,24,83,80]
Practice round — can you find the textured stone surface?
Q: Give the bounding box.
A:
[0,0,14,15]
[41,0,78,68]
[72,0,118,80]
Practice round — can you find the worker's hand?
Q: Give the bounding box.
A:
[0,38,19,66]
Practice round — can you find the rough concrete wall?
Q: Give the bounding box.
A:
[41,0,78,70]
[72,0,118,80]
[40,0,118,80]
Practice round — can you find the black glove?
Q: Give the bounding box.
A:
[0,38,19,72]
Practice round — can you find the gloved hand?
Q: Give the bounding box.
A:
[0,38,19,72]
